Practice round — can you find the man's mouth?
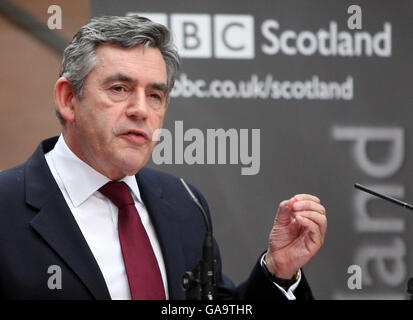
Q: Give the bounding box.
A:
[122,129,149,144]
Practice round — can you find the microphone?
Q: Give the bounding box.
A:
[180,178,215,300]
[180,178,213,233]
[354,183,413,211]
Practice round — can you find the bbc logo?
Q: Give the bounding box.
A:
[127,12,255,59]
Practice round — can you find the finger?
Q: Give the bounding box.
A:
[295,211,327,237]
[295,214,325,245]
[293,200,326,215]
[292,194,321,203]
[275,199,294,224]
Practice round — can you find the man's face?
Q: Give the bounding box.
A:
[67,44,168,179]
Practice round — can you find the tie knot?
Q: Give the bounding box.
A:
[99,181,134,209]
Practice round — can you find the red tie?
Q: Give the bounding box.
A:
[99,181,165,300]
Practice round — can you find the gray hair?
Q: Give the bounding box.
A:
[57,15,181,124]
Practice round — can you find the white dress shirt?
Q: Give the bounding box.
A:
[44,135,168,300]
[260,254,301,300]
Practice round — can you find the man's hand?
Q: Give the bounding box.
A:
[265,194,327,279]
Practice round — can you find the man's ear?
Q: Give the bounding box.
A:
[54,77,76,123]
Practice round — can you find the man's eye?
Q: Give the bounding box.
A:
[150,92,165,101]
[112,86,126,92]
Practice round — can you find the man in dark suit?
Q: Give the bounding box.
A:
[0,16,327,300]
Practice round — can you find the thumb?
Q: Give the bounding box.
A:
[275,198,294,226]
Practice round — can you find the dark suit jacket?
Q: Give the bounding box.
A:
[0,137,314,300]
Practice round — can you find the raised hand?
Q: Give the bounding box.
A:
[265,194,327,279]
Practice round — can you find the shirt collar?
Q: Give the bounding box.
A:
[50,134,143,207]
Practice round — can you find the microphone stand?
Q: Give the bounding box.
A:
[408,278,413,300]
[180,178,216,300]
[354,183,413,300]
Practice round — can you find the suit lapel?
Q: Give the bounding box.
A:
[25,137,111,300]
[136,170,186,300]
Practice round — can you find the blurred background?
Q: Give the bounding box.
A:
[1,0,413,299]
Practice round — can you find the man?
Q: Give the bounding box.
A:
[0,16,326,300]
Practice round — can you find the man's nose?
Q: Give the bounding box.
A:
[125,90,149,119]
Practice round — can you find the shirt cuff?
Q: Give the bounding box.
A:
[259,253,301,300]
